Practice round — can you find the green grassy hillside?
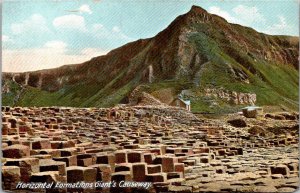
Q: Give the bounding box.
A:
[2,6,298,113]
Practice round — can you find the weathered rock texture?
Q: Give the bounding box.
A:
[204,88,256,105]
[1,105,299,192]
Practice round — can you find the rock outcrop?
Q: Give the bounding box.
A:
[204,88,256,105]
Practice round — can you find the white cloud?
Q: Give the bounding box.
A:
[79,4,92,14]
[208,5,266,26]
[11,14,49,35]
[206,6,296,36]
[264,16,292,35]
[2,46,109,72]
[112,26,121,33]
[2,35,13,42]
[232,5,265,25]
[92,23,132,40]
[44,40,67,50]
[53,14,86,31]
[208,6,237,23]
[2,35,9,42]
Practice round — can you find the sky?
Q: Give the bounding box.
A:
[2,0,299,72]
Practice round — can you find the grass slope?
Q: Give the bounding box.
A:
[187,26,298,112]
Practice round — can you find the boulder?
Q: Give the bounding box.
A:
[66,166,97,182]
[3,144,30,158]
[39,159,66,176]
[227,118,247,127]
[271,164,290,177]
[2,166,21,190]
[4,158,39,182]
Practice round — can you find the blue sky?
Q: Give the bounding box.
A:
[2,0,299,72]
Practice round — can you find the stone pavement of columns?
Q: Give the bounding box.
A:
[2,106,299,193]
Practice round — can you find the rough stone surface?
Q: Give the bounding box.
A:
[1,105,298,193]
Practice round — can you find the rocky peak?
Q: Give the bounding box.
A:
[184,5,213,24]
[154,5,212,40]
[188,5,209,15]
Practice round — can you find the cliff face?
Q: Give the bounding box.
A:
[2,6,299,111]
